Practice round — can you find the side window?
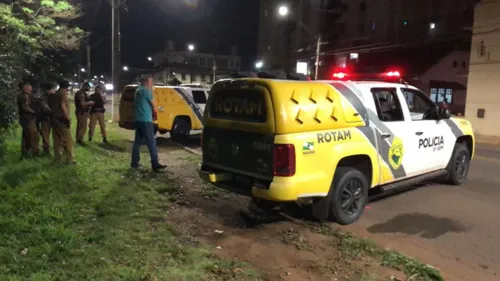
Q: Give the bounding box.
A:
[192,90,207,104]
[371,88,405,122]
[400,88,436,121]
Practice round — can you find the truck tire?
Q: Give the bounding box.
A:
[445,142,470,185]
[327,167,369,225]
[171,118,190,142]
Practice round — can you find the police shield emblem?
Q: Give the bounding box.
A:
[388,137,404,170]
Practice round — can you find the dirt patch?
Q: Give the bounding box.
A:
[154,147,419,281]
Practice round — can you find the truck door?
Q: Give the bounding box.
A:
[399,87,455,172]
[369,87,420,181]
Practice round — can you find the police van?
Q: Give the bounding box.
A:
[119,85,208,141]
[198,71,475,225]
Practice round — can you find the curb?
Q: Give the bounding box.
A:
[172,141,202,156]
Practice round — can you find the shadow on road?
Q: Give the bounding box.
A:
[366,213,470,239]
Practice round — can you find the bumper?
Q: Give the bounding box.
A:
[198,165,300,201]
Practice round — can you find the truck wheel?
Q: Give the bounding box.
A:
[171,118,190,142]
[445,142,470,185]
[328,167,369,225]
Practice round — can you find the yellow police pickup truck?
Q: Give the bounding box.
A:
[198,73,475,225]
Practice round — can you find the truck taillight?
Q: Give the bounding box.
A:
[273,144,296,177]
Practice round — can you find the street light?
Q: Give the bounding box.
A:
[278,5,289,17]
[147,56,152,61]
[93,75,98,79]
[255,60,264,69]
[123,66,129,71]
[188,44,195,51]
[80,68,86,72]
[100,75,104,78]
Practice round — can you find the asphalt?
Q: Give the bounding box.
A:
[351,143,500,281]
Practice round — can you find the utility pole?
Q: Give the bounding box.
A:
[108,0,124,122]
[86,41,91,79]
[314,35,328,80]
[314,35,321,80]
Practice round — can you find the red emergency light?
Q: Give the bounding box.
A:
[384,70,401,78]
[332,72,348,80]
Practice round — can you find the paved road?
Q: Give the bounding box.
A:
[351,143,500,281]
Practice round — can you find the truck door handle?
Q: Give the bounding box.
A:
[415,132,423,136]
[381,134,391,139]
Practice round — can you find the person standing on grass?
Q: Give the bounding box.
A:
[17,81,40,159]
[48,81,75,165]
[74,82,94,145]
[36,83,56,155]
[130,77,166,172]
[88,85,108,144]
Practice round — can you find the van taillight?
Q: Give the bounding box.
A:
[273,144,296,177]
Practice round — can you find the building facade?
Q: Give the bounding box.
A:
[152,42,241,86]
[465,0,500,136]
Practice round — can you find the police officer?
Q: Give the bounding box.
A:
[18,81,40,159]
[88,85,108,143]
[74,82,94,145]
[49,81,75,164]
[35,83,55,155]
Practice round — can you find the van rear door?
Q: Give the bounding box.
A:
[119,86,137,129]
[202,83,276,181]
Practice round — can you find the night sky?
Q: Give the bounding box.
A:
[78,0,260,77]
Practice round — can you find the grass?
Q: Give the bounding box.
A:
[311,224,444,281]
[0,123,262,281]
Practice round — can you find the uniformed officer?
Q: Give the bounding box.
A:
[17,81,40,159]
[74,82,94,145]
[49,81,75,164]
[88,85,108,143]
[35,83,55,155]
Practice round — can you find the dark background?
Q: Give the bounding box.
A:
[78,0,260,76]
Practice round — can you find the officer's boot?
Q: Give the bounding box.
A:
[88,136,92,142]
[103,137,108,144]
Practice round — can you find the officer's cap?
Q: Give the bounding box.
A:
[18,81,31,90]
[59,80,70,89]
[41,82,55,91]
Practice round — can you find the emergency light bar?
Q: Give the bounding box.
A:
[331,69,403,82]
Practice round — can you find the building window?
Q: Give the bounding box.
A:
[453,61,458,68]
[360,2,366,11]
[430,88,453,104]
[461,61,466,68]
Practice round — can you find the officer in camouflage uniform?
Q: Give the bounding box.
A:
[49,81,75,164]
[74,82,94,145]
[33,83,55,155]
[17,81,40,159]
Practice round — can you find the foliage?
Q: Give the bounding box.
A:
[0,123,263,280]
[0,0,86,156]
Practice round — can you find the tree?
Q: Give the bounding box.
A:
[0,0,86,158]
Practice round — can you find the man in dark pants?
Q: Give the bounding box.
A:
[131,77,166,171]
[17,81,39,159]
[74,82,94,145]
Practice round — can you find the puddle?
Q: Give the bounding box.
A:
[367,213,470,239]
